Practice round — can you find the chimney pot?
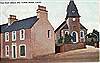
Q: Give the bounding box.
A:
[8,15,18,25]
[37,5,47,12]
[36,5,48,20]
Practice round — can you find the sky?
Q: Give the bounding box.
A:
[0,0,100,33]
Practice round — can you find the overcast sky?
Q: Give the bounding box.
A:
[0,0,100,33]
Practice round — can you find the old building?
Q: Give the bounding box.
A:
[0,5,55,59]
[55,0,87,53]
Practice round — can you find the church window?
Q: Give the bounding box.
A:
[71,31,78,43]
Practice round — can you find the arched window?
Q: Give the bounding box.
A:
[80,30,84,38]
[71,31,78,43]
[65,31,69,35]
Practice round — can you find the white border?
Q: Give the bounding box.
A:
[12,43,17,59]
[80,30,84,38]
[20,29,25,40]
[71,31,78,43]
[5,32,9,42]
[12,31,16,41]
[5,45,9,57]
[65,30,69,35]
[19,44,26,57]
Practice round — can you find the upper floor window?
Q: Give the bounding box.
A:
[5,32,9,42]
[19,44,26,57]
[20,29,25,40]
[65,31,69,35]
[80,30,84,38]
[12,31,16,41]
[48,30,51,39]
[5,45,9,57]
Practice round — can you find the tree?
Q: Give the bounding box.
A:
[57,36,63,44]
[64,33,71,44]
[86,29,99,48]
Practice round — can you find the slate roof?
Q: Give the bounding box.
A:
[0,24,8,32]
[0,16,39,32]
[80,23,88,31]
[54,21,87,32]
[65,0,80,19]
[55,21,68,32]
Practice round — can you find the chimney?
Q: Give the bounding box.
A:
[36,5,48,20]
[8,15,18,25]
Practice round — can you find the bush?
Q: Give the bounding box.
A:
[64,34,72,44]
[57,36,63,44]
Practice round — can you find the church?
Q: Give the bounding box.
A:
[55,0,87,53]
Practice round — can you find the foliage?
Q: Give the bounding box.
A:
[57,36,63,44]
[64,34,72,44]
[86,29,99,47]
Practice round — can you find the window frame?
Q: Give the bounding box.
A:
[19,44,26,57]
[20,29,25,40]
[65,31,69,35]
[71,31,78,43]
[5,45,9,57]
[5,32,9,42]
[12,31,16,41]
[48,30,51,39]
[80,30,84,38]
[12,43,17,59]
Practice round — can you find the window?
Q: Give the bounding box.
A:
[5,32,9,42]
[80,30,84,38]
[48,30,51,39]
[72,10,75,13]
[71,31,78,43]
[12,31,16,41]
[65,31,69,35]
[20,29,25,40]
[19,44,26,57]
[5,45,9,57]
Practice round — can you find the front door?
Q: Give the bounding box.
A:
[12,45,17,59]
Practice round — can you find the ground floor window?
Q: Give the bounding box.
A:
[19,44,26,57]
[71,31,78,43]
[80,30,84,38]
[5,45,9,57]
[12,44,17,59]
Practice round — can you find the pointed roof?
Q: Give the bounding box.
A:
[65,0,80,19]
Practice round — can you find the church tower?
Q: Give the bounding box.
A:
[65,0,81,43]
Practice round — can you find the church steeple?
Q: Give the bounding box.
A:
[65,0,80,20]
